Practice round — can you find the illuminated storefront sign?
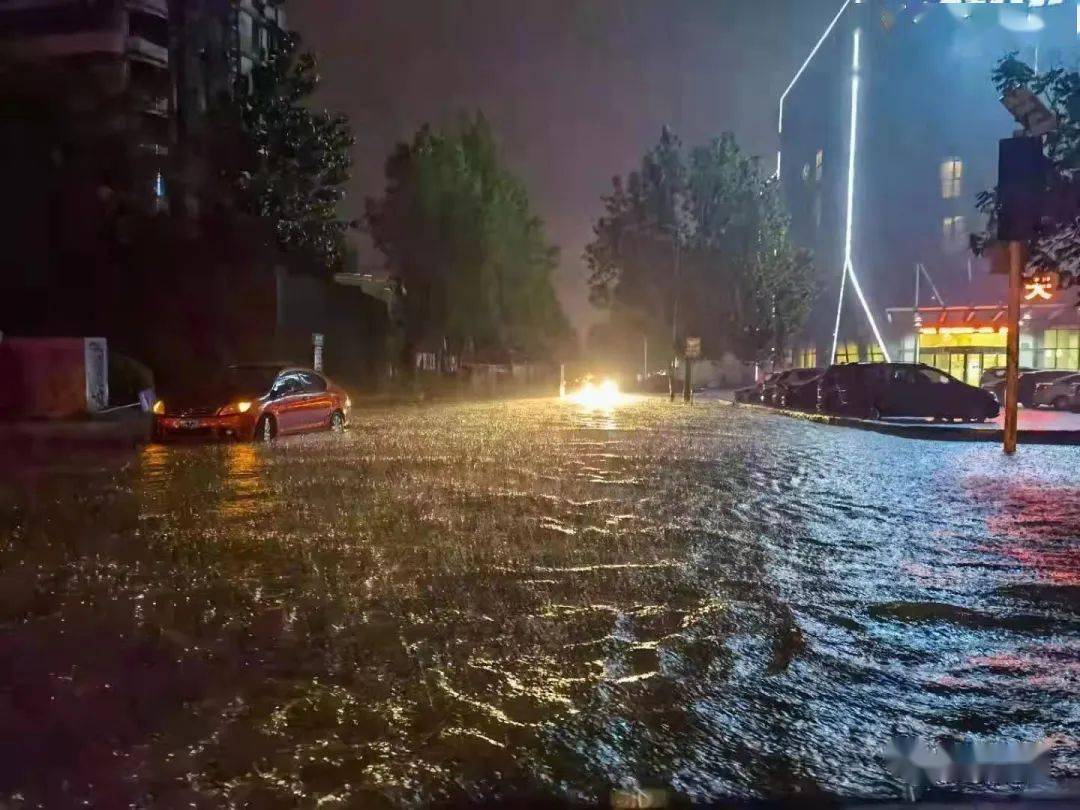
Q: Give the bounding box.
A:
[937,1,1064,6]
[1025,274,1057,301]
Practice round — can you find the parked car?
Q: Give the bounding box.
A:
[777,368,825,410]
[153,363,351,442]
[980,366,1032,404]
[773,368,824,409]
[1017,370,1077,408]
[817,362,999,421]
[761,371,793,406]
[1032,372,1080,410]
[734,372,781,404]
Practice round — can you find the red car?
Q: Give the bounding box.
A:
[153,364,351,442]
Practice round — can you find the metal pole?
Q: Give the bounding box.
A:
[683,357,692,403]
[1003,241,1023,455]
[643,335,648,380]
[913,264,921,364]
[670,236,680,402]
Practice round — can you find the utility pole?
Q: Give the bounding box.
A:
[995,87,1055,455]
[670,236,680,402]
[1003,241,1023,454]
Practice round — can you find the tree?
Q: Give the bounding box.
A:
[229,31,357,271]
[587,129,815,367]
[366,113,572,359]
[973,54,1080,286]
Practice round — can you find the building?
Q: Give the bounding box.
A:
[780,0,1080,385]
[0,0,284,215]
[0,1,300,383]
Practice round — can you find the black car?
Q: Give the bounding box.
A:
[818,362,1000,422]
[734,372,781,404]
[777,368,825,410]
[981,368,1069,407]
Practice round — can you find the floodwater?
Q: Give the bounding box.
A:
[1,395,1079,807]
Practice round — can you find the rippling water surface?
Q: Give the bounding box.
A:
[1,395,1079,806]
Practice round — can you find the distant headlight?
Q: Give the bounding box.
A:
[153,400,166,415]
[218,401,253,416]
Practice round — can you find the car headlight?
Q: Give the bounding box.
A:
[218,401,253,416]
[153,400,166,415]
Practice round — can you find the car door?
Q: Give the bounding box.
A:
[268,372,305,434]
[877,367,915,416]
[915,365,962,418]
[296,371,333,432]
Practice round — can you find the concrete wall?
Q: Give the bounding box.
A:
[0,337,107,419]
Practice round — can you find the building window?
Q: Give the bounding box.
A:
[129,10,169,48]
[940,157,963,200]
[835,341,859,364]
[815,149,824,182]
[942,215,967,251]
[1042,329,1080,370]
[866,344,885,362]
[797,347,817,369]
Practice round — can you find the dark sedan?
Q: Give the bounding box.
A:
[818,362,999,422]
[774,368,824,410]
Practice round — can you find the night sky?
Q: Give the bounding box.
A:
[288,0,843,332]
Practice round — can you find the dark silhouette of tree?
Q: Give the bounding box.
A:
[587,129,815,366]
[366,114,573,360]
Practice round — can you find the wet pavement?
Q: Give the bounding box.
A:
[1,394,1079,806]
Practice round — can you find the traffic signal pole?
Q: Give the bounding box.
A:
[1003,241,1023,455]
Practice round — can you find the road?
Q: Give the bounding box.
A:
[2,395,1079,806]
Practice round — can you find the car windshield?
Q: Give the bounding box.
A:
[228,366,283,396]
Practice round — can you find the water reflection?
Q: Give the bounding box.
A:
[2,398,1078,805]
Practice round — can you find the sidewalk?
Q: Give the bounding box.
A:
[0,412,152,453]
[713,390,1080,445]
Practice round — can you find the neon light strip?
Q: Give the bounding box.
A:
[834,25,891,363]
[776,0,853,178]
[830,255,848,362]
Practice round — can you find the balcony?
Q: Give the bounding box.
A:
[126,0,168,16]
[126,34,167,66]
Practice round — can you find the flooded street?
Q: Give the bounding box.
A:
[2,395,1079,806]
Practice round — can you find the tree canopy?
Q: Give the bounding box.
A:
[365,114,572,359]
[586,128,814,366]
[230,30,356,271]
[974,54,1080,286]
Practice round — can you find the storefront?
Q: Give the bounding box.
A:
[885,302,1080,387]
[789,301,1080,387]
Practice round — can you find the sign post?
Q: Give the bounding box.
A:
[684,337,701,404]
[1003,242,1023,455]
[996,87,1054,454]
[312,333,325,373]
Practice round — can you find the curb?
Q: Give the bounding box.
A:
[728,401,1080,446]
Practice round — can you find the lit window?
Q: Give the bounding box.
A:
[835,341,859,364]
[942,215,967,250]
[1042,329,1080,370]
[940,157,963,199]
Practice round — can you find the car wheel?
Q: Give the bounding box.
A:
[869,405,882,421]
[255,414,276,443]
[1053,396,1070,411]
[330,410,346,432]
